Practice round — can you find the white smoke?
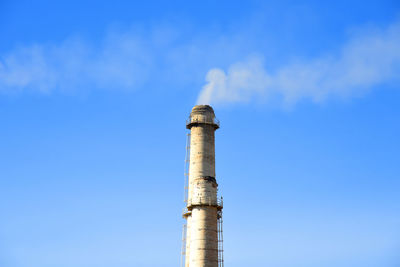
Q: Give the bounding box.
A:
[197,21,400,106]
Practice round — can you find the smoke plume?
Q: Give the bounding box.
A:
[197,21,400,107]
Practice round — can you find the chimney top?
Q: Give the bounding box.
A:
[191,105,215,116]
[187,105,219,130]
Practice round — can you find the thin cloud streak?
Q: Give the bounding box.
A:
[0,34,153,93]
[197,20,400,107]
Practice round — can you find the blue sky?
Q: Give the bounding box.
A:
[0,1,399,266]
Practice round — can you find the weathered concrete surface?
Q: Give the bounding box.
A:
[185,105,220,267]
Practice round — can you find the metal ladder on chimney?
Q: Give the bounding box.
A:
[180,133,191,267]
[218,210,224,267]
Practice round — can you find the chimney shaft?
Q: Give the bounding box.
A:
[183,105,221,267]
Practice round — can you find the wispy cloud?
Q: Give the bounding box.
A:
[0,31,155,93]
[197,21,400,107]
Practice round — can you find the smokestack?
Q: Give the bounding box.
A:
[182,105,223,267]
